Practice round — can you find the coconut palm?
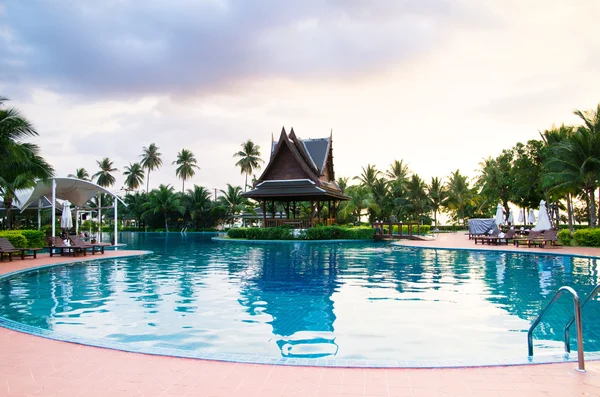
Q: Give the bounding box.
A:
[337,177,349,193]
[386,160,410,182]
[234,140,264,192]
[428,177,447,227]
[184,185,212,230]
[173,149,200,192]
[140,143,162,193]
[142,184,184,232]
[123,162,145,192]
[0,97,54,228]
[68,168,89,181]
[93,158,118,188]
[338,185,373,223]
[445,170,476,226]
[354,164,381,189]
[218,184,249,226]
[123,191,148,230]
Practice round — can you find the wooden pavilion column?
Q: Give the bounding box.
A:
[292,201,296,219]
[310,200,314,227]
[261,201,267,228]
[271,201,275,219]
[285,202,290,219]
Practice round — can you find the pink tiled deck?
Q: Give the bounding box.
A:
[1,238,600,396]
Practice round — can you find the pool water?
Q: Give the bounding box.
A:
[0,232,599,366]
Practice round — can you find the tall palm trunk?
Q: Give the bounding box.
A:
[588,188,597,227]
[182,179,185,193]
[4,196,12,229]
[244,172,248,192]
[146,172,150,194]
[164,211,169,232]
[567,193,574,234]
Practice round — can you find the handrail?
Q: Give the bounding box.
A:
[527,286,585,372]
[564,284,600,353]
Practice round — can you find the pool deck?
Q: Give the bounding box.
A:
[1,237,600,396]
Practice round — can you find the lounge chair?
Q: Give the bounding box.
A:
[541,229,560,247]
[0,239,20,261]
[0,238,44,260]
[474,229,500,245]
[514,230,545,248]
[70,235,109,254]
[46,236,89,257]
[486,229,518,245]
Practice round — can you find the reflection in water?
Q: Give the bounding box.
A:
[0,233,599,363]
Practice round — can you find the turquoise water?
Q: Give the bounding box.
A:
[0,232,599,365]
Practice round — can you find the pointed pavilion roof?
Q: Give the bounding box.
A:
[243,127,349,201]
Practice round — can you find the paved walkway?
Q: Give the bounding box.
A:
[1,238,600,396]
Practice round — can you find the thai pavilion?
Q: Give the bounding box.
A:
[242,127,350,228]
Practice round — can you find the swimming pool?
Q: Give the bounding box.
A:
[0,232,599,367]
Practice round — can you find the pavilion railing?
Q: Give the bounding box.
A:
[263,218,336,228]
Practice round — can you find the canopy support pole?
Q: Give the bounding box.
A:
[114,198,118,248]
[51,179,56,237]
[37,198,41,230]
[98,193,102,242]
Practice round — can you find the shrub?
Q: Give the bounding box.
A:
[0,231,28,248]
[573,228,600,247]
[227,228,247,239]
[558,229,572,246]
[17,230,45,248]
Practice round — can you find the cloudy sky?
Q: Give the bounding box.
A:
[1,0,599,195]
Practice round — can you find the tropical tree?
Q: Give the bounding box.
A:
[142,184,184,232]
[338,185,373,224]
[123,191,148,230]
[0,97,54,228]
[140,143,162,193]
[386,160,410,182]
[234,140,264,192]
[406,174,430,221]
[337,177,349,193]
[93,158,118,187]
[173,149,200,192]
[444,170,476,225]
[428,177,447,227]
[218,184,250,226]
[354,164,381,189]
[477,149,514,216]
[123,162,145,192]
[184,185,212,230]
[68,168,90,181]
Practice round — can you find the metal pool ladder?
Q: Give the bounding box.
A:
[564,284,600,354]
[527,286,585,372]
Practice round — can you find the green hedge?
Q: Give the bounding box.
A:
[227,226,375,240]
[379,225,431,235]
[0,230,45,248]
[573,229,600,247]
[558,229,572,246]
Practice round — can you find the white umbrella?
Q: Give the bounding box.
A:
[532,200,553,231]
[494,204,504,226]
[60,200,73,231]
[528,208,536,225]
[507,209,514,224]
[518,209,524,224]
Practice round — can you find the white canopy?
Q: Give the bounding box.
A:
[532,200,553,231]
[20,178,124,243]
[494,204,504,226]
[20,178,121,210]
[507,209,514,224]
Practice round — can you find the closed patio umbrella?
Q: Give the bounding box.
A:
[518,209,524,224]
[494,204,504,226]
[507,209,514,224]
[60,200,73,232]
[528,208,536,225]
[532,200,553,231]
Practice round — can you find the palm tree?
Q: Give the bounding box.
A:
[0,97,54,228]
[445,170,476,226]
[173,149,200,192]
[68,168,90,181]
[338,185,374,223]
[386,160,410,182]
[218,184,249,226]
[93,158,118,187]
[140,143,162,193]
[142,184,184,232]
[337,177,349,193]
[428,177,447,227]
[354,164,381,189]
[234,140,264,192]
[123,191,148,230]
[123,162,145,192]
[184,185,212,230]
[406,174,430,221]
